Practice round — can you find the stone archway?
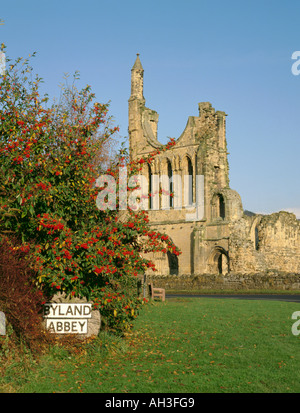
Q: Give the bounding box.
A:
[167,250,179,275]
[208,247,229,275]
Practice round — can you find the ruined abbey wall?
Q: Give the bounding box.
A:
[128,55,300,290]
[229,212,300,274]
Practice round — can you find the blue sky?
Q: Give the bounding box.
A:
[1,0,300,217]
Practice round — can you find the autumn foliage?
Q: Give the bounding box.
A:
[0,48,180,334]
[0,237,48,350]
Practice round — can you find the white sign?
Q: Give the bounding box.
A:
[43,303,92,334]
[46,319,88,334]
[43,303,92,318]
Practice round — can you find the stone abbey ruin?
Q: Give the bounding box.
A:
[128,54,300,290]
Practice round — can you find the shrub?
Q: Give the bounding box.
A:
[0,236,49,351]
[0,48,180,334]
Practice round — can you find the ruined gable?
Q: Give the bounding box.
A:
[128,54,300,287]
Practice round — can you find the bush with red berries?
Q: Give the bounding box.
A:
[0,48,180,334]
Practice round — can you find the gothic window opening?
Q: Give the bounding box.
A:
[148,163,152,210]
[212,193,226,220]
[167,160,173,208]
[209,247,229,275]
[219,194,225,219]
[250,218,261,251]
[217,254,223,274]
[167,251,179,275]
[187,157,193,205]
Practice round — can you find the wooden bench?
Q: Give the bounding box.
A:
[148,282,165,302]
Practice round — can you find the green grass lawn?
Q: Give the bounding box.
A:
[2,296,300,393]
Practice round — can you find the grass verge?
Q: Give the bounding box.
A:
[1,296,300,393]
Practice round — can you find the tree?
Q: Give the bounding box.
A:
[0,49,180,333]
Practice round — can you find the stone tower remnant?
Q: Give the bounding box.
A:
[128,54,300,290]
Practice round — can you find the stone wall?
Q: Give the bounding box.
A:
[148,213,300,292]
[229,211,300,275]
[149,272,300,292]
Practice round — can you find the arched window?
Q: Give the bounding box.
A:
[167,251,179,275]
[250,217,262,251]
[187,157,193,205]
[255,227,259,250]
[218,194,225,219]
[167,160,173,208]
[148,163,152,210]
[209,247,229,275]
[212,193,226,220]
[183,156,194,207]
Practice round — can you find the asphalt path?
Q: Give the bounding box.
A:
[166,294,300,303]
